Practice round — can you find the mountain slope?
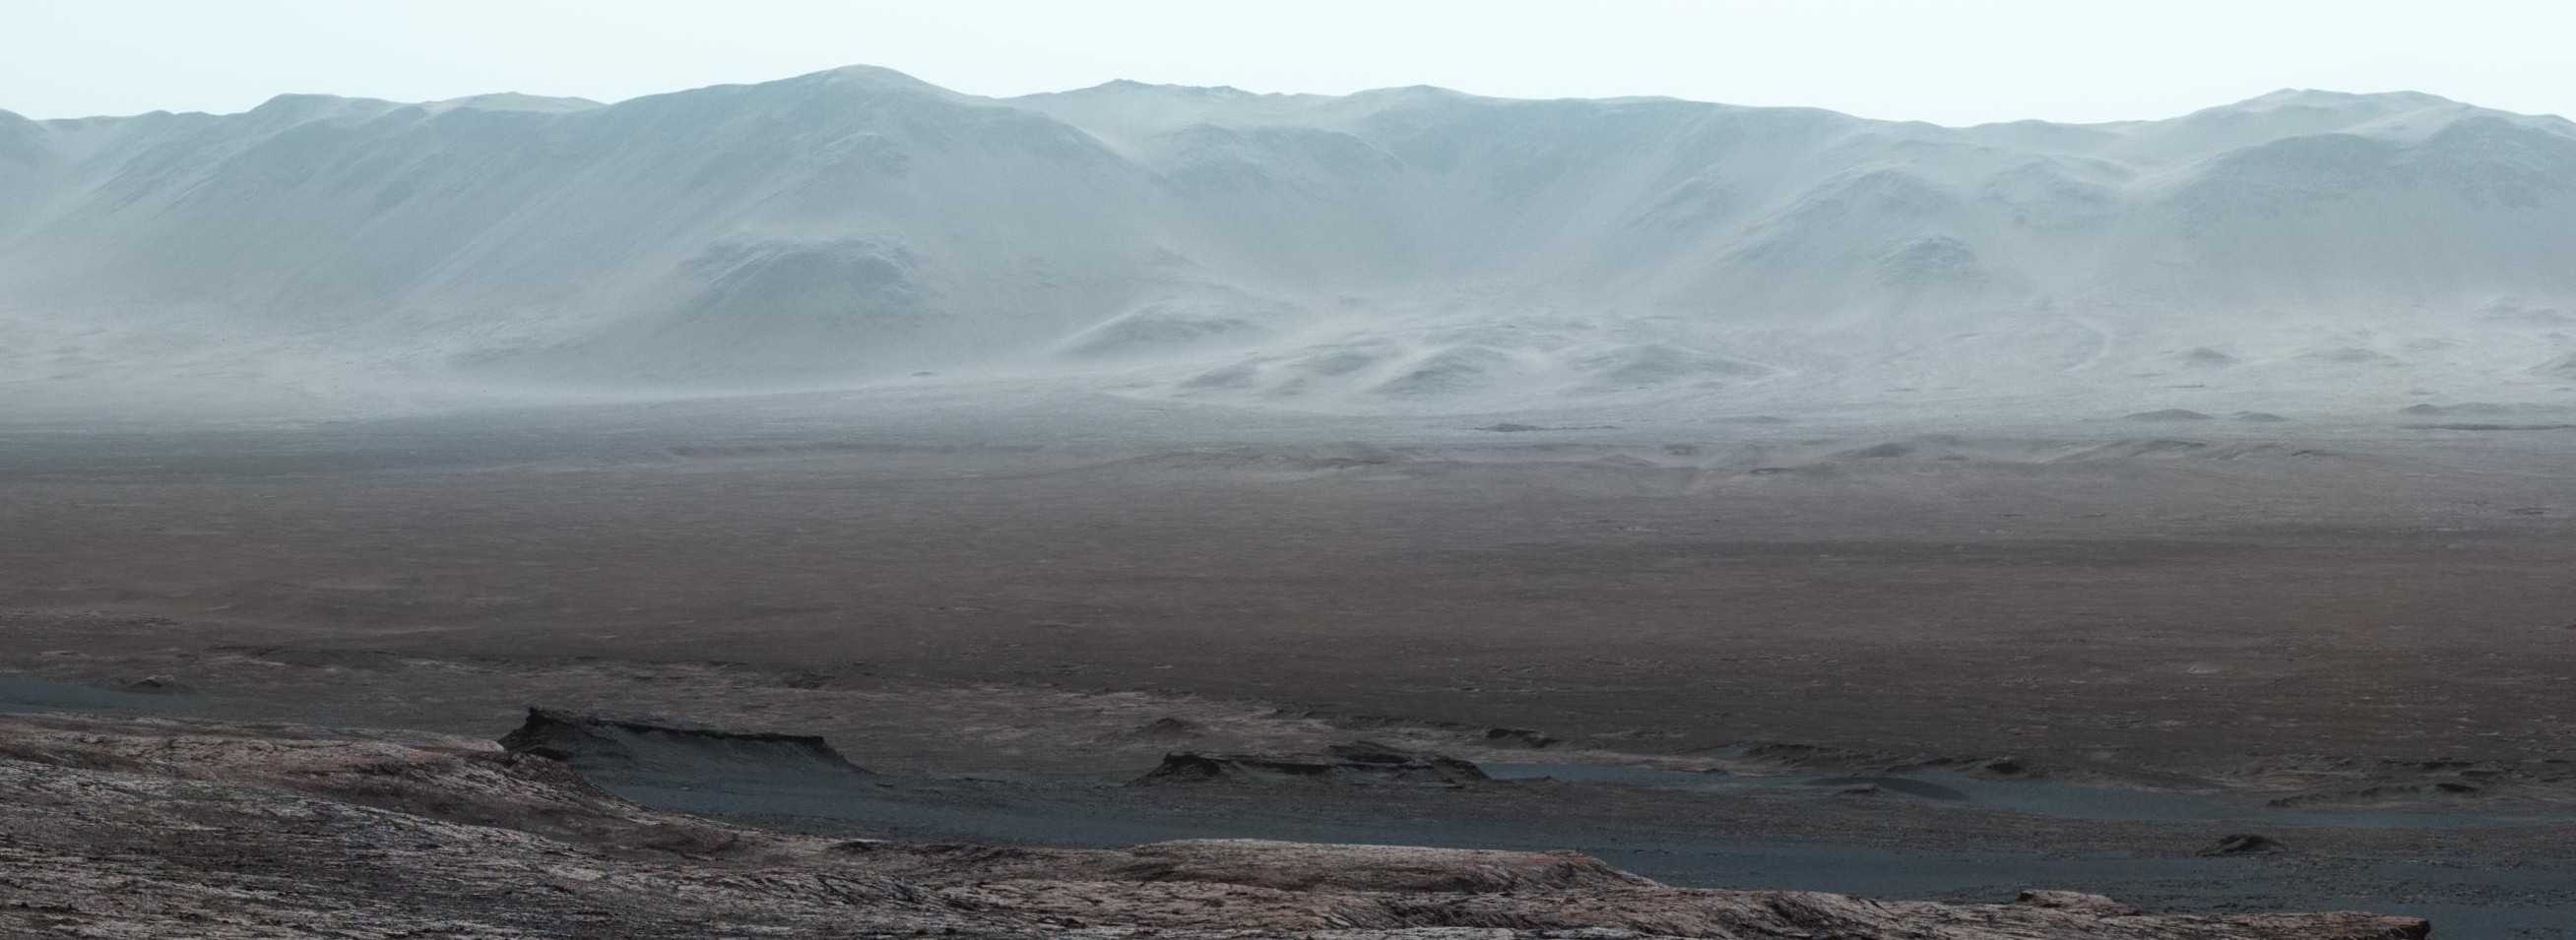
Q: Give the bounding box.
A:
[3,69,2572,418]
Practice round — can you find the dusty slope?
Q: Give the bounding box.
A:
[3,70,2573,417]
[0,712,2431,938]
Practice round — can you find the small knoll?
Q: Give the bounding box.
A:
[1057,299,1276,360]
[1905,754,2047,780]
[2124,408,2216,421]
[1104,839,1651,893]
[1473,422,1620,433]
[1135,740,1489,787]
[1738,741,1884,770]
[2175,346,2242,368]
[2018,890,2145,916]
[1133,716,1210,736]
[2259,757,2551,808]
[1371,346,1514,398]
[1124,716,1211,740]
[1570,343,1772,391]
[2234,410,2290,422]
[2403,402,2517,415]
[1837,441,1922,459]
[119,675,192,695]
[2404,422,2576,432]
[2049,439,2212,462]
[1807,775,1971,800]
[1299,710,1561,749]
[1482,726,1560,749]
[2305,346,2399,365]
[2201,833,2291,856]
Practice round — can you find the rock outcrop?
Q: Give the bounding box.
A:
[2202,833,2293,856]
[498,706,869,788]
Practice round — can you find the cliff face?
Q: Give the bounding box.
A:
[0,712,2430,939]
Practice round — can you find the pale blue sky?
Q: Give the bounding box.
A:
[9,0,2571,124]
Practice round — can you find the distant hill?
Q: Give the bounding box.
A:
[4,67,2573,417]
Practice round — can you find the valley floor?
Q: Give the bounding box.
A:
[4,394,2574,935]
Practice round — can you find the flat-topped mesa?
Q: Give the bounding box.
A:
[1135,739,1489,787]
[498,706,868,779]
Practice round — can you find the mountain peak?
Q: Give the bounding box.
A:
[2226,88,2456,112]
[781,65,953,95]
[244,93,405,124]
[1086,79,1256,96]
[423,93,603,114]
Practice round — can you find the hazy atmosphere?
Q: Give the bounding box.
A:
[12,0,2576,125]
[4,4,2572,938]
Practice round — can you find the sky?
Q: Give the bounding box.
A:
[8,0,2574,125]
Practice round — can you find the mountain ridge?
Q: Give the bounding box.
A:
[2,65,2571,419]
[29,70,2572,129]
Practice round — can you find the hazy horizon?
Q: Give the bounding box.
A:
[11,64,2566,132]
[10,0,2576,125]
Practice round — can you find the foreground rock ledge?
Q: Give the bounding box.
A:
[0,713,2431,939]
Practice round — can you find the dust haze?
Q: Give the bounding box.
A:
[5,65,2575,938]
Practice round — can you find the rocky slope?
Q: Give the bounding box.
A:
[0,712,2430,938]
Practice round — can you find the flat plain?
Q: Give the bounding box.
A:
[7,393,2576,934]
